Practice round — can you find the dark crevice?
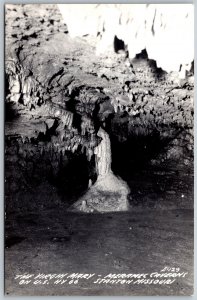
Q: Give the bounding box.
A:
[5,102,19,121]
[21,32,38,41]
[114,35,126,53]
[48,68,64,86]
[135,48,166,79]
[49,153,91,204]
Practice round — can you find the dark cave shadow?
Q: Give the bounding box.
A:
[48,152,92,205]
[114,35,128,55]
[110,131,171,192]
[5,102,20,122]
[48,129,180,208]
[134,48,167,80]
[111,132,163,172]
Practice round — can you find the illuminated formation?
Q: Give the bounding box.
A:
[58,4,194,76]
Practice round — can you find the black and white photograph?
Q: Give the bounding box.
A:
[4,3,194,296]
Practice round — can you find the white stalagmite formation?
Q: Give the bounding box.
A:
[70,127,130,212]
[94,128,112,177]
[58,4,194,74]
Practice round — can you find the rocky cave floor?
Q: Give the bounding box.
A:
[5,4,194,296]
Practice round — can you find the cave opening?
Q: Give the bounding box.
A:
[110,131,165,179]
[48,152,95,205]
[109,131,172,207]
[44,112,176,210]
[48,126,169,208]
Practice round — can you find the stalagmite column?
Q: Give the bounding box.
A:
[94,127,112,177]
[69,126,130,212]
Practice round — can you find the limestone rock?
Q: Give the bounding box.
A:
[94,128,112,177]
[69,128,130,213]
[5,4,193,214]
[58,4,194,74]
[69,172,130,213]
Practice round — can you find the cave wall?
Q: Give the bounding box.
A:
[5,4,194,212]
[58,4,194,75]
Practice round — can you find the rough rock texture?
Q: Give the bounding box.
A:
[70,128,130,212]
[4,5,194,297]
[58,4,194,74]
[70,173,130,213]
[5,4,194,213]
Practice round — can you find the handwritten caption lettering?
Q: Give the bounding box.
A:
[14,267,188,286]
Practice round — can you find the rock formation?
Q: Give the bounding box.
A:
[95,128,112,177]
[70,127,130,212]
[5,4,194,213]
[58,4,194,75]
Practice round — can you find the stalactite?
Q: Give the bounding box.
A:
[81,115,94,136]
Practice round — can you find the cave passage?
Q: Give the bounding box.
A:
[111,131,165,180]
[49,152,92,204]
[49,129,168,208]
